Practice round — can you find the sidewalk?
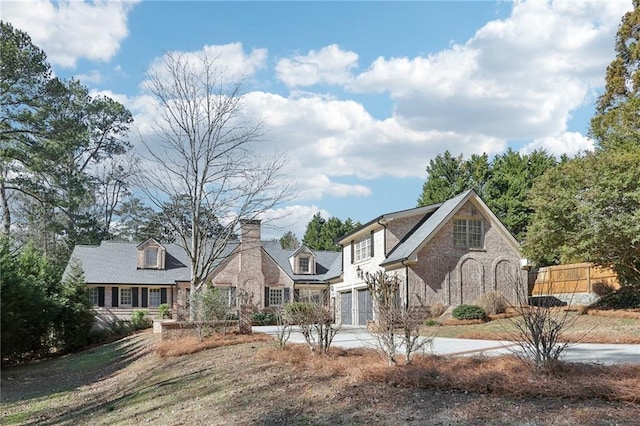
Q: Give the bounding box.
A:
[253,325,640,365]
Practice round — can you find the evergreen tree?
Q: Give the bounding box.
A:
[590,0,640,151]
[302,213,360,251]
[279,231,300,249]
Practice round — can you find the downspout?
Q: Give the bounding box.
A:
[376,218,388,257]
[401,260,410,309]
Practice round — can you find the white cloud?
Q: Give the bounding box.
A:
[144,43,268,89]
[350,0,631,141]
[75,70,103,84]
[276,44,358,87]
[520,132,595,158]
[3,0,139,68]
[258,205,330,241]
[241,91,506,185]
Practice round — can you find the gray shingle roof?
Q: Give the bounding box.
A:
[261,241,341,283]
[66,241,191,285]
[381,189,475,267]
[67,239,339,286]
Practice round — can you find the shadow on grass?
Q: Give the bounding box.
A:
[1,331,152,404]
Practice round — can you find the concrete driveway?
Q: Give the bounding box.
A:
[253,325,640,365]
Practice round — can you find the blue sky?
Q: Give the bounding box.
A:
[4,0,633,240]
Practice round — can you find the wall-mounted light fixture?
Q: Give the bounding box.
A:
[356,266,363,279]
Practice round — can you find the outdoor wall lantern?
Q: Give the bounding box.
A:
[356,266,363,279]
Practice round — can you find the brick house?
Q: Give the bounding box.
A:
[64,220,341,322]
[331,189,526,325]
[65,190,525,326]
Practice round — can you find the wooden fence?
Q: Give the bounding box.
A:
[529,262,620,295]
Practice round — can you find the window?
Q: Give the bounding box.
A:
[269,288,283,306]
[298,257,310,273]
[120,288,133,306]
[149,288,161,307]
[145,247,158,268]
[218,286,237,308]
[354,235,371,263]
[453,219,484,248]
[89,287,99,306]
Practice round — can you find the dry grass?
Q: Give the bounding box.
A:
[258,343,640,403]
[156,332,273,357]
[588,309,640,319]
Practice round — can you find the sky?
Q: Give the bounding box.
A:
[3,0,634,240]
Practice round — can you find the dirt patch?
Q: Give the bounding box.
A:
[2,330,640,426]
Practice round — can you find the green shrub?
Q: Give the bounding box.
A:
[252,311,278,326]
[157,303,171,319]
[452,304,486,321]
[424,319,440,327]
[591,285,640,309]
[592,281,616,298]
[131,310,152,330]
[474,291,508,315]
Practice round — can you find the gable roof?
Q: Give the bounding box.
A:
[337,202,443,245]
[381,189,520,267]
[261,241,340,283]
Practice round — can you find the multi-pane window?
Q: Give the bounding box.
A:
[149,288,161,307]
[120,287,133,306]
[89,287,99,306]
[298,257,310,273]
[145,247,158,268]
[269,288,283,306]
[217,286,237,308]
[354,235,371,263]
[453,219,484,249]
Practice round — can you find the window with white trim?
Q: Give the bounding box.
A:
[120,287,133,306]
[89,287,99,306]
[145,247,158,268]
[354,235,371,263]
[453,219,484,249]
[217,286,236,308]
[298,256,310,273]
[149,288,161,307]
[269,288,283,306]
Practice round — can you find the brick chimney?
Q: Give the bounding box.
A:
[238,219,265,303]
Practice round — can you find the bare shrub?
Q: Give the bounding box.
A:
[429,302,447,318]
[284,301,340,355]
[474,291,508,315]
[364,270,432,365]
[273,308,292,349]
[503,274,586,371]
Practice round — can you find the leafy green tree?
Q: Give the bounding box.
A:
[1,22,134,260]
[418,149,556,241]
[590,0,640,151]
[55,258,95,352]
[302,213,360,251]
[523,147,640,286]
[279,230,300,249]
[483,149,556,241]
[0,238,59,364]
[417,151,471,206]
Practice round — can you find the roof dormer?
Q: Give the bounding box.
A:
[136,238,166,270]
[289,245,316,275]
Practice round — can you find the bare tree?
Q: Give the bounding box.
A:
[365,270,432,365]
[137,51,289,318]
